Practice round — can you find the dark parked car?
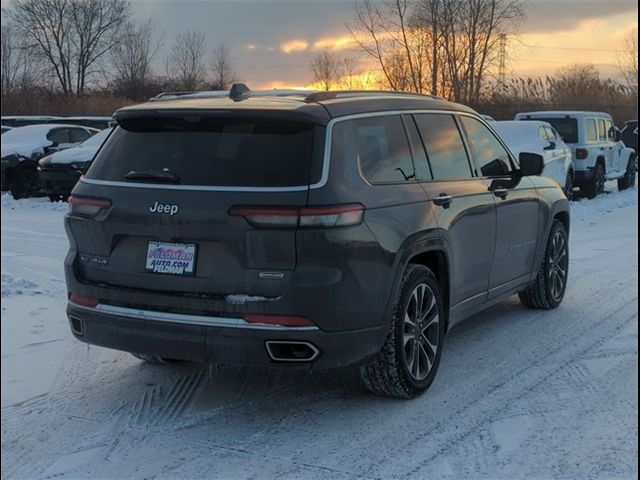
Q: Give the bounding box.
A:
[65,86,570,398]
[1,124,99,198]
[621,120,638,154]
[39,127,112,201]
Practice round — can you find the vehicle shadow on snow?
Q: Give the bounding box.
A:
[119,296,533,422]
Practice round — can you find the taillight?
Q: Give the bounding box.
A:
[229,204,364,228]
[244,314,314,327]
[69,292,99,308]
[575,148,588,160]
[68,195,111,217]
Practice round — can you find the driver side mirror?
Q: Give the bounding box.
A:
[519,152,544,176]
[543,141,556,151]
[614,127,621,142]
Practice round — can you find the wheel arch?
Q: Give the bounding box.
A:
[384,231,453,332]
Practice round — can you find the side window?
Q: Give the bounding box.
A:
[402,115,431,180]
[538,127,548,141]
[70,128,91,143]
[544,127,555,142]
[586,119,598,142]
[605,119,615,140]
[598,119,607,141]
[413,113,473,180]
[47,128,71,144]
[354,115,415,183]
[459,116,513,177]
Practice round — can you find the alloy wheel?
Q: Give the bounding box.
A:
[402,283,440,381]
[548,230,568,301]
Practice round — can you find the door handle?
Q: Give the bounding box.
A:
[492,187,509,199]
[433,194,453,207]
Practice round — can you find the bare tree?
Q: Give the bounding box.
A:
[70,0,129,94]
[310,49,346,90]
[7,0,130,95]
[1,22,40,94]
[110,20,162,99]
[348,0,432,93]
[348,0,524,101]
[209,43,237,90]
[164,30,207,91]
[618,27,638,90]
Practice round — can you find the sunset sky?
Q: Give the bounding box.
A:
[2,0,638,88]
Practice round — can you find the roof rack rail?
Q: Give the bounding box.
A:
[303,90,442,103]
[149,91,203,101]
[148,84,315,102]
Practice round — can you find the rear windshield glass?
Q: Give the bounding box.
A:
[531,118,578,143]
[86,118,318,187]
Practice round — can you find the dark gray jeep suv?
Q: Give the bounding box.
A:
[65,86,570,398]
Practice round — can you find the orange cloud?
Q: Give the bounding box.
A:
[313,35,356,51]
[280,39,309,54]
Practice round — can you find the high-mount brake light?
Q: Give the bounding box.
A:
[229,204,364,228]
[68,195,112,217]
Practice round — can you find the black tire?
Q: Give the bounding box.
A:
[360,264,445,399]
[564,170,574,200]
[581,163,605,199]
[131,353,176,364]
[617,156,637,191]
[519,220,569,309]
[10,168,39,199]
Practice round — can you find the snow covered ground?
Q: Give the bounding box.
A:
[1,183,638,479]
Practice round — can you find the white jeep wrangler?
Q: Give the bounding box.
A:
[515,111,637,198]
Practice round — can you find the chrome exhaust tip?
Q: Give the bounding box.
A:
[265,341,320,362]
[69,315,84,336]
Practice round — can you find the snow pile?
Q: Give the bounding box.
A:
[1,273,45,297]
[571,182,638,222]
[1,193,69,212]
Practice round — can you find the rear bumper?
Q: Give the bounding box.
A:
[67,301,386,368]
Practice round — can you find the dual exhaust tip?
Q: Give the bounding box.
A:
[265,341,320,362]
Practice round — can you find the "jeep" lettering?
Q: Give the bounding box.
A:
[149,201,179,215]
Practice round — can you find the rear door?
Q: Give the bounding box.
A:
[69,113,321,297]
[458,115,540,298]
[412,112,497,313]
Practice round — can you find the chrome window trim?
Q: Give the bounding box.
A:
[69,301,319,331]
[80,108,487,192]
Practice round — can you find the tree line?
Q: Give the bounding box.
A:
[1,0,238,100]
[1,0,637,121]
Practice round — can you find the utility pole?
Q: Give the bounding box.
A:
[498,34,507,89]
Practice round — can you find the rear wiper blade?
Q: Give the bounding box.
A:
[125,169,181,184]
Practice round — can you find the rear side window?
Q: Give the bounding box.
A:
[533,117,578,143]
[459,116,512,177]
[70,128,91,143]
[351,115,415,183]
[413,113,472,180]
[598,119,607,140]
[86,118,318,187]
[586,119,598,142]
[47,128,70,144]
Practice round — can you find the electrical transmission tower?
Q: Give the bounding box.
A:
[498,34,507,89]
